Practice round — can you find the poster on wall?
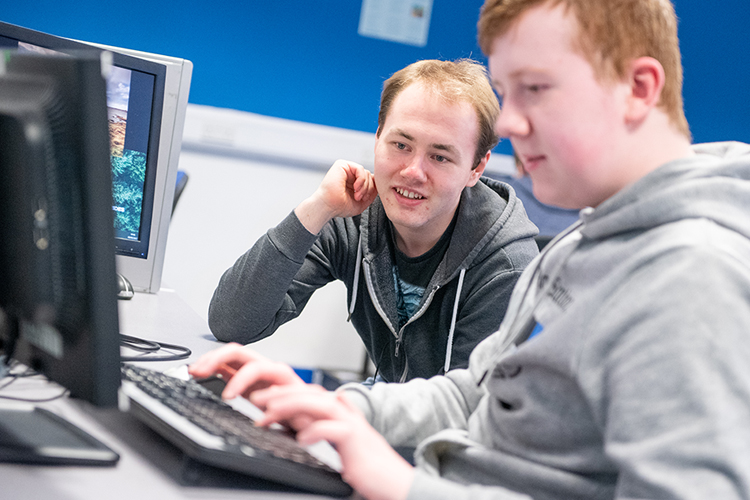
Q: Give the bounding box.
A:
[358,0,433,47]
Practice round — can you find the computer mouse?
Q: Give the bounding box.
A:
[116,273,135,300]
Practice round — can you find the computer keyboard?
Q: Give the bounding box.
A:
[120,364,352,497]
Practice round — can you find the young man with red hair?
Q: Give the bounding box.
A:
[192,1,750,498]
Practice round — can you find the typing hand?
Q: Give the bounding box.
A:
[252,384,414,500]
[187,343,306,402]
[295,159,377,234]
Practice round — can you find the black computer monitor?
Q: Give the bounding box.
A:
[0,51,121,407]
[0,20,192,293]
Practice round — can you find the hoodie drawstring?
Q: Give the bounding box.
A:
[349,232,465,375]
[444,267,465,373]
[347,233,363,321]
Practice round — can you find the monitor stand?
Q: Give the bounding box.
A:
[0,405,119,466]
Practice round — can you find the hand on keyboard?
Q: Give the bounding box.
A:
[188,342,416,500]
[121,364,351,496]
[251,383,415,500]
[188,342,306,401]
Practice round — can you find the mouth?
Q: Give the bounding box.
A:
[522,154,546,172]
[394,187,425,200]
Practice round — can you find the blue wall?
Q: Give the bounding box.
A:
[3,1,748,156]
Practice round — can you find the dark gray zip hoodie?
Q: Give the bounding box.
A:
[208,177,539,382]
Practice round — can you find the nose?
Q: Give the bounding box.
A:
[400,155,427,182]
[494,102,530,139]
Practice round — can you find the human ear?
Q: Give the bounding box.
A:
[466,151,491,187]
[373,130,381,155]
[625,57,665,123]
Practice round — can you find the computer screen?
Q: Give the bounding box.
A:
[0,20,193,293]
[0,51,121,407]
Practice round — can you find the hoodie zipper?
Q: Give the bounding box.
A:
[363,257,446,381]
[394,284,440,381]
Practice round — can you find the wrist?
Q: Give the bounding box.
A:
[294,196,335,235]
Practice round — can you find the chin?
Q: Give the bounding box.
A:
[535,189,575,210]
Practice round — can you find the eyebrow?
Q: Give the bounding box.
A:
[494,67,550,88]
[390,128,460,157]
[392,128,415,142]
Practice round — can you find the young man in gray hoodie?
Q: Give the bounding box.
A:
[208,59,539,382]
[190,0,750,498]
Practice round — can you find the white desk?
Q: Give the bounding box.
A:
[118,288,219,369]
[0,290,347,499]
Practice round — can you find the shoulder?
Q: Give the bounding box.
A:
[576,218,750,350]
[456,178,539,266]
[317,213,364,252]
[474,176,512,205]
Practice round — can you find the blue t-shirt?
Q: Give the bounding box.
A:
[389,212,457,329]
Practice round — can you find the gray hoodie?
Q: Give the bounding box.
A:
[209,177,539,382]
[343,142,750,499]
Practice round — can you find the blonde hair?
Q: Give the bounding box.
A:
[377,59,500,169]
[478,0,690,139]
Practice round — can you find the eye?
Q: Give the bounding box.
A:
[525,83,549,93]
[494,91,504,108]
[394,142,407,150]
[433,154,448,163]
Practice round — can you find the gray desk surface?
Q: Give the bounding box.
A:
[0,290,345,499]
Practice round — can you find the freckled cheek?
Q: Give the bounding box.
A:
[430,182,462,212]
[373,163,392,188]
[374,155,403,181]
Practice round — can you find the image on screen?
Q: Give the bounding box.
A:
[10,40,156,248]
[107,65,153,243]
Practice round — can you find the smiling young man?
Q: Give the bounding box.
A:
[192,0,750,498]
[208,59,539,383]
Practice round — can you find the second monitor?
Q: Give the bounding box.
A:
[0,20,193,294]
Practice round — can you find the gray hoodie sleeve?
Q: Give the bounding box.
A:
[207,211,332,343]
[341,365,485,448]
[341,368,535,500]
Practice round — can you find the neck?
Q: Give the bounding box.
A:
[603,112,694,206]
[392,221,450,258]
[636,119,694,174]
[389,198,459,257]
[393,231,437,258]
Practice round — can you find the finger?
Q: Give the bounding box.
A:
[250,383,327,408]
[295,419,353,447]
[334,159,363,182]
[352,170,374,201]
[254,388,342,427]
[361,175,378,205]
[188,343,260,377]
[336,159,364,173]
[286,413,317,432]
[223,360,304,400]
[351,173,365,200]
